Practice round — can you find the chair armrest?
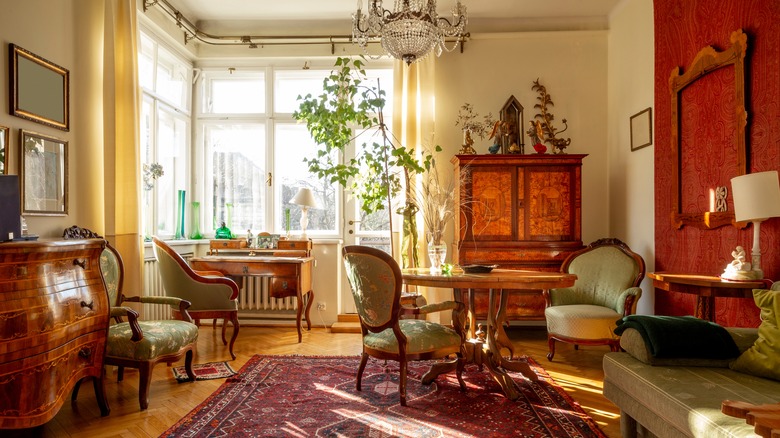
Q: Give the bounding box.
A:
[109,305,144,342]
[400,300,463,316]
[193,269,226,277]
[121,295,194,323]
[615,286,642,315]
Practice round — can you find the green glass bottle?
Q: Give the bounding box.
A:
[215,221,232,239]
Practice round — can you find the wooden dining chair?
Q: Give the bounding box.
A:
[342,244,467,406]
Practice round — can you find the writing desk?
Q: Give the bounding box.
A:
[648,272,768,322]
[190,255,314,342]
[401,268,576,400]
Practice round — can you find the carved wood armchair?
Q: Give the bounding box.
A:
[65,226,199,410]
[543,238,646,361]
[342,245,467,406]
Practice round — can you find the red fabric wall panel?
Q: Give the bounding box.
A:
[654,0,780,327]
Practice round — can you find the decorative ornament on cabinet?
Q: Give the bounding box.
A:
[531,79,571,154]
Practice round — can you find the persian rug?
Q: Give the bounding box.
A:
[172,361,237,383]
[162,355,607,437]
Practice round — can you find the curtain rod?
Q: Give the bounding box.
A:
[142,0,468,52]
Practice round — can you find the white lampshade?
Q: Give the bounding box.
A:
[289,187,319,209]
[731,171,780,222]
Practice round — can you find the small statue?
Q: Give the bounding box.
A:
[730,246,749,271]
[715,186,728,212]
[246,229,253,248]
[215,221,232,239]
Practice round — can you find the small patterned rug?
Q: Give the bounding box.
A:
[162,355,606,437]
[172,361,237,383]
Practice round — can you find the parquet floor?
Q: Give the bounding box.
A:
[7,325,621,437]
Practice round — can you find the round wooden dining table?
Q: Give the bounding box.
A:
[401,267,577,401]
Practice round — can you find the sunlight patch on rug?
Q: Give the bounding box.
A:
[162,355,607,437]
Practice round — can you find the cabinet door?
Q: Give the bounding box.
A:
[524,166,578,242]
[461,165,515,241]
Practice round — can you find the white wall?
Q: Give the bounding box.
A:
[607,0,655,314]
[435,31,610,244]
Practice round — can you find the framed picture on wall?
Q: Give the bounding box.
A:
[9,44,70,131]
[20,130,68,216]
[630,107,652,151]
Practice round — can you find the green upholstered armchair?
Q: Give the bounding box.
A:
[543,238,646,361]
[64,226,199,411]
[342,245,467,406]
[152,236,240,359]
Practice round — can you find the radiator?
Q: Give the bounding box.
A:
[143,255,296,321]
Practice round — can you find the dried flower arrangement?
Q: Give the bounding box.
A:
[531,79,571,154]
[142,162,164,191]
[455,103,495,140]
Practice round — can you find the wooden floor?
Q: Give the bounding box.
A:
[7,325,622,437]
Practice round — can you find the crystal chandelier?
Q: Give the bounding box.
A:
[352,0,468,65]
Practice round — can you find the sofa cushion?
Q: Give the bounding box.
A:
[603,352,780,438]
[730,288,780,381]
[620,327,758,367]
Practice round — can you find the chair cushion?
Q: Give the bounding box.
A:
[545,304,620,340]
[363,319,461,355]
[107,320,198,360]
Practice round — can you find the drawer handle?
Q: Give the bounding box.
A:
[79,348,92,358]
[81,300,94,310]
[73,258,87,269]
[282,280,289,290]
[242,266,249,274]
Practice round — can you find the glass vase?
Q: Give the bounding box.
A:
[174,190,186,239]
[427,241,447,274]
[189,201,203,239]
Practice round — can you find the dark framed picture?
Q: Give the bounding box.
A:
[9,44,70,131]
[630,107,652,151]
[20,130,68,216]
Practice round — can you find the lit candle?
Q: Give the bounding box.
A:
[709,188,715,212]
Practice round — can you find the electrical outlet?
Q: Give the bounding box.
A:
[317,302,326,311]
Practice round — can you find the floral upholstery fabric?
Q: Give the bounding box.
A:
[364,319,462,355]
[107,320,199,360]
[100,248,121,306]
[343,252,397,328]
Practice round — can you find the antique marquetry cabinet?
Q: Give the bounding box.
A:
[0,240,109,429]
[453,154,586,321]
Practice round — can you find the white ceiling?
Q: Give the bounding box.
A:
[162,0,624,35]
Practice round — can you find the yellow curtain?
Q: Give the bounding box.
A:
[392,57,436,268]
[103,0,143,296]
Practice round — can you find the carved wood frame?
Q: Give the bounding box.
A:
[670,29,747,230]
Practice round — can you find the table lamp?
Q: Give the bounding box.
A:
[289,187,319,240]
[722,171,780,280]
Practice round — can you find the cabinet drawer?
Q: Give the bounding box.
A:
[277,240,311,251]
[459,247,572,265]
[0,283,107,362]
[270,277,298,298]
[0,332,105,428]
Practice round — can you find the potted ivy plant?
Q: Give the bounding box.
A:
[293,57,436,265]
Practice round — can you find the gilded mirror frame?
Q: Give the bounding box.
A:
[9,44,70,131]
[670,29,747,230]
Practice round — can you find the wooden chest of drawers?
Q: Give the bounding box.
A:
[0,240,109,429]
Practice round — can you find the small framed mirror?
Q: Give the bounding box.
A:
[9,44,69,131]
[20,130,68,216]
[0,126,8,174]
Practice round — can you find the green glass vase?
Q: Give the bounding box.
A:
[174,190,185,239]
[189,201,203,239]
